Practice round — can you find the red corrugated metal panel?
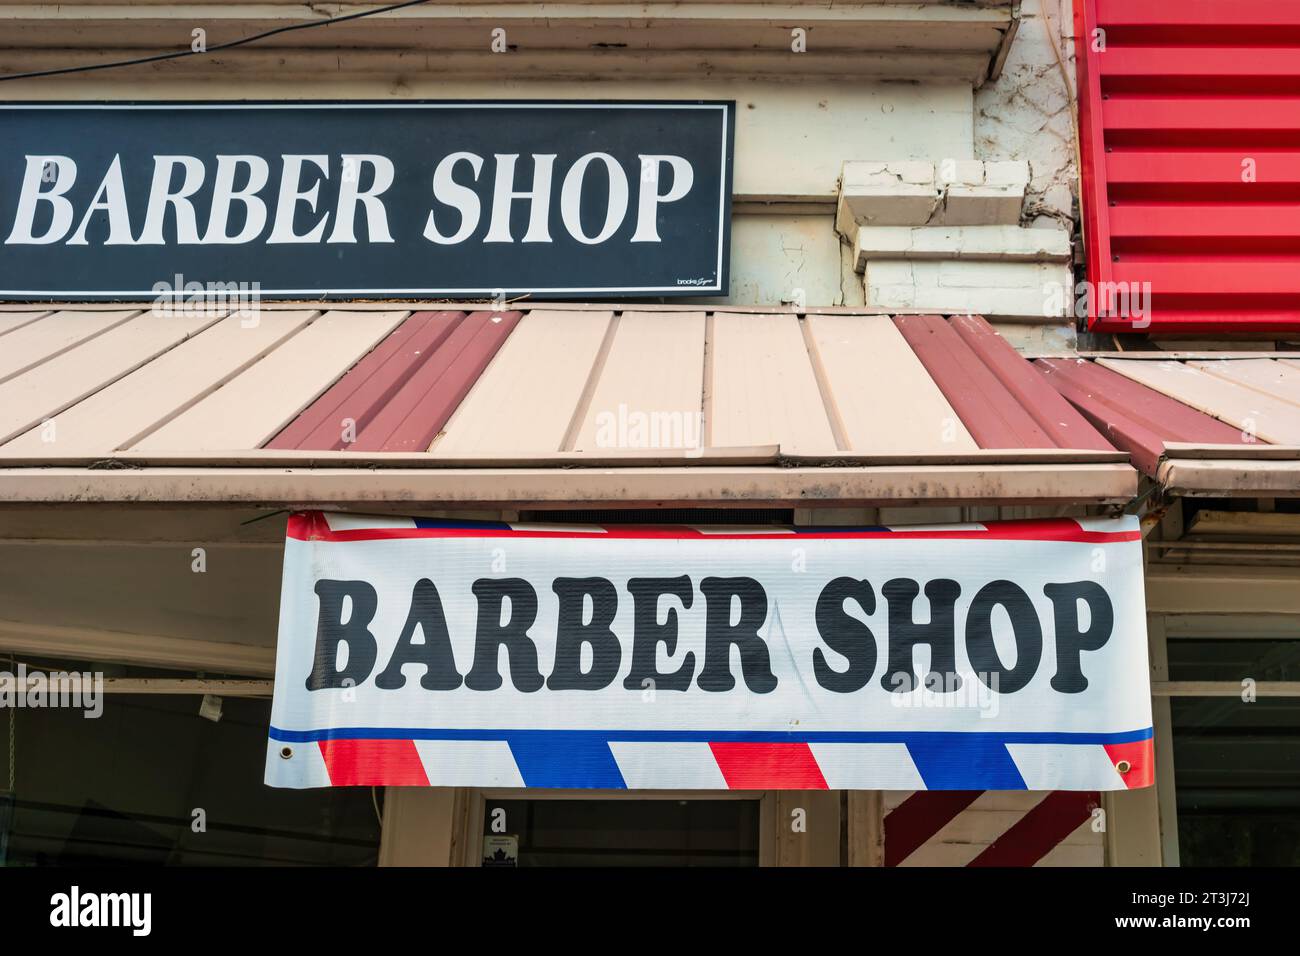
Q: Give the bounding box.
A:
[894,314,1112,449]
[1076,0,1300,333]
[1036,358,1255,476]
[266,311,463,450]
[947,315,1114,451]
[348,310,522,453]
[266,309,522,452]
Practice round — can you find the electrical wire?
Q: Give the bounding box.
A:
[0,0,436,83]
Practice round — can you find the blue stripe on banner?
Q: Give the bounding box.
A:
[505,732,627,789]
[268,725,1154,746]
[412,517,514,530]
[905,733,1028,790]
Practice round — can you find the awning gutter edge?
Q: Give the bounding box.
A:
[0,462,1138,507]
[0,447,1132,470]
[1158,457,1300,497]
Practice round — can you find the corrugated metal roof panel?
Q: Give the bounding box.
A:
[1035,357,1251,475]
[1038,353,1300,488]
[1076,0,1300,332]
[2,311,318,455]
[894,314,1111,450]
[948,315,1114,452]
[430,310,612,458]
[0,310,223,446]
[0,310,139,383]
[265,310,524,453]
[133,310,409,452]
[708,312,838,455]
[802,314,976,454]
[566,311,707,454]
[0,306,1123,463]
[1189,357,1300,406]
[1100,357,1300,444]
[0,312,50,337]
[348,310,522,453]
[267,310,464,451]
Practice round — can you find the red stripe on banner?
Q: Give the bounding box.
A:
[318,739,429,787]
[286,510,331,541]
[884,791,983,867]
[708,743,828,790]
[285,513,1139,545]
[967,791,1099,867]
[1104,738,1156,789]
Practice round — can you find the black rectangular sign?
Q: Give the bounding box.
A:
[0,101,734,300]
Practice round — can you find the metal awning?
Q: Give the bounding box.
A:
[1038,354,1300,496]
[0,305,1135,507]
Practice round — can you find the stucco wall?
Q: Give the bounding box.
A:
[975,0,1079,230]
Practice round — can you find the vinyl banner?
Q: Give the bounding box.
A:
[0,101,733,299]
[266,512,1154,791]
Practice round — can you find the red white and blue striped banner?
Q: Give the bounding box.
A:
[265,511,1154,791]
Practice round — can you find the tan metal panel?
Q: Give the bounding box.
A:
[1101,358,1300,444]
[0,311,317,455]
[0,311,222,446]
[0,310,138,383]
[133,310,408,452]
[0,312,49,337]
[805,314,977,453]
[709,313,837,455]
[569,311,706,453]
[1189,357,1300,407]
[431,310,612,456]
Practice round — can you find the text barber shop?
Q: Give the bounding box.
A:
[0,102,732,299]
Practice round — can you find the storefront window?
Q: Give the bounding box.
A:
[481,799,760,867]
[1172,696,1300,866]
[1168,638,1300,683]
[0,687,379,866]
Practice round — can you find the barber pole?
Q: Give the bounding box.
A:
[884,790,1107,867]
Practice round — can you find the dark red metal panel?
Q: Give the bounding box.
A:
[1076,0,1300,333]
[266,311,465,450]
[1035,358,1254,476]
[895,315,1050,448]
[894,315,1109,450]
[350,310,523,452]
[267,309,521,453]
[948,315,1113,451]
